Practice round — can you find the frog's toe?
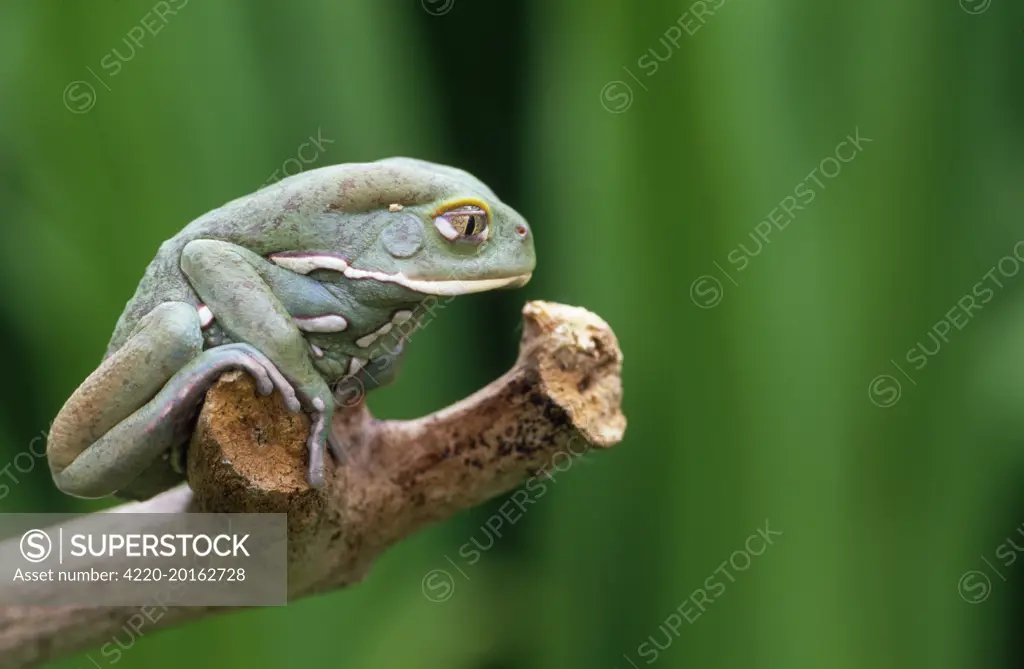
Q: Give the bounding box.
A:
[208,344,329,488]
[213,344,275,396]
[217,343,302,413]
[306,401,329,489]
[165,346,301,423]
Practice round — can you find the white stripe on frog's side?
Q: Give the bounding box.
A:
[348,356,367,376]
[268,252,531,296]
[355,323,393,349]
[269,252,350,275]
[294,314,349,333]
[356,309,419,349]
[351,308,421,349]
[197,304,215,330]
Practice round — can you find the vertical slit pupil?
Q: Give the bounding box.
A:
[465,216,477,235]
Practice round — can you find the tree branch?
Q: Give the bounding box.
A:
[0,301,626,668]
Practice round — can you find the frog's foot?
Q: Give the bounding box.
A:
[50,342,301,499]
[218,348,331,489]
[153,343,302,426]
[145,341,329,491]
[261,368,331,489]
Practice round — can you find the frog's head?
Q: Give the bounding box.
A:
[335,157,536,297]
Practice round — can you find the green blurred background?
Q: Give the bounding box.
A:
[2,0,1024,667]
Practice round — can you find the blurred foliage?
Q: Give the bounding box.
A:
[2,0,1024,667]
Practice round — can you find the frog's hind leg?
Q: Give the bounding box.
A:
[47,302,203,498]
[47,302,299,499]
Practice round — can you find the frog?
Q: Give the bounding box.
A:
[46,157,536,500]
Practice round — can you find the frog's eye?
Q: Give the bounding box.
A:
[434,205,489,244]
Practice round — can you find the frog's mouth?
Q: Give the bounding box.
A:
[359,272,532,296]
[269,252,531,296]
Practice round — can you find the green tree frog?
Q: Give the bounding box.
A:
[46,158,536,500]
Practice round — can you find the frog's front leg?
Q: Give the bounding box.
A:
[47,303,298,499]
[180,239,335,487]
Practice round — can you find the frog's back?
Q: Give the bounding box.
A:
[105,170,323,352]
[105,158,466,354]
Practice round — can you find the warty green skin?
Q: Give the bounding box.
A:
[46,157,536,500]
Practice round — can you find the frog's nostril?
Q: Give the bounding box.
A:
[515,224,528,238]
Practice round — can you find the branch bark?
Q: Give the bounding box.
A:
[0,301,626,668]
